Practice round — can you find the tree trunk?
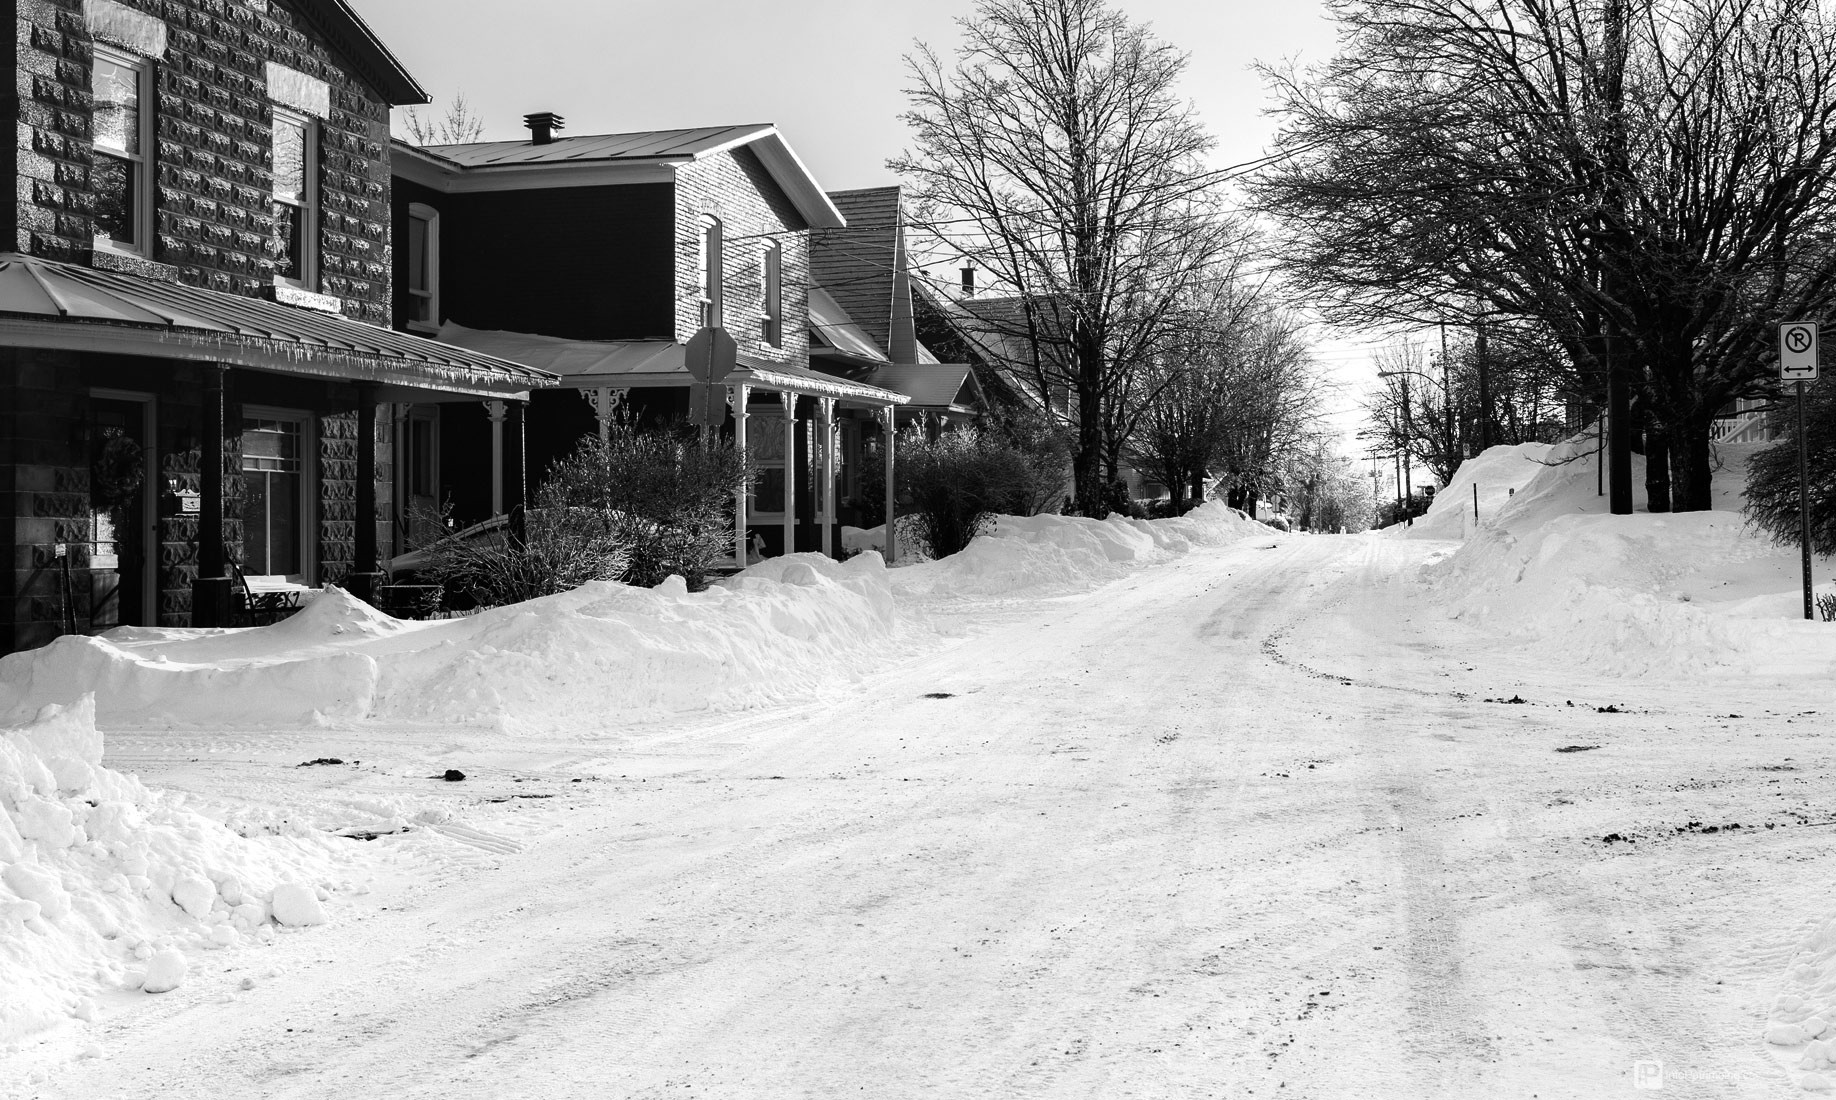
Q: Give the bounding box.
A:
[1670,410,1717,512]
[1643,422,1671,514]
[1190,470,1205,504]
[1073,328,1105,517]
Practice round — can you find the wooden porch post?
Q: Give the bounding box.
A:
[485,399,506,516]
[192,364,231,626]
[781,394,797,557]
[582,387,624,445]
[507,400,527,544]
[817,397,835,557]
[354,381,379,581]
[881,405,897,564]
[730,382,749,564]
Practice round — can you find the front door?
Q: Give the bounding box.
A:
[89,393,156,630]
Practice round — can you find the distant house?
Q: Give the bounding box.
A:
[806,186,984,529]
[0,0,552,655]
[389,120,908,559]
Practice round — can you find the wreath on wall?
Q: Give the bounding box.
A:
[91,428,146,510]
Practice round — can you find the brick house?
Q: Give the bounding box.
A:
[390,119,907,560]
[1,0,554,656]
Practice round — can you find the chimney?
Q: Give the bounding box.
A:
[523,112,565,145]
[960,265,975,297]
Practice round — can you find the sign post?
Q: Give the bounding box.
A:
[1780,322,1820,620]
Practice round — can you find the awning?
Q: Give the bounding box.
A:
[439,322,908,407]
[0,253,554,400]
[807,286,889,366]
[867,362,979,414]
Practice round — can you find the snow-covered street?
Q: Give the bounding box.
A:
[10,512,1832,1098]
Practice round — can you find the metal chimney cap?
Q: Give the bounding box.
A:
[523,112,565,144]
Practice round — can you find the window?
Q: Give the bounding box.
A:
[91,47,152,254]
[271,109,317,288]
[697,215,723,328]
[405,203,439,332]
[240,414,309,578]
[746,406,785,515]
[761,240,782,347]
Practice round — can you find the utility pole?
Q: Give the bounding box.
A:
[1440,321,1455,467]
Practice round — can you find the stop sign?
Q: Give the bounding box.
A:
[684,326,738,384]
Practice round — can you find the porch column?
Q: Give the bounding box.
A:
[729,383,749,564]
[507,400,528,544]
[354,382,379,583]
[485,399,506,516]
[391,403,409,549]
[581,387,625,445]
[880,405,897,565]
[192,364,231,626]
[817,397,835,557]
[781,394,797,557]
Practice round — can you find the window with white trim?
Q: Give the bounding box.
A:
[761,240,782,347]
[697,215,723,328]
[91,46,153,255]
[270,108,317,288]
[240,412,312,579]
[405,203,439,332]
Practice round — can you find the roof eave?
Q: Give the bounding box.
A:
[744,131,845,229]
[307,0,430,105]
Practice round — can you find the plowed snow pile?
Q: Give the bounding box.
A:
[0,503,1269,734]
[1418,435,1836,676]
[891,503,1271,598]
[0,696,347,1047]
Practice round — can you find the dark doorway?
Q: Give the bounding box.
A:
[89,394,156,631]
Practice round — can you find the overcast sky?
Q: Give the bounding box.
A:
[350,0,1402,473]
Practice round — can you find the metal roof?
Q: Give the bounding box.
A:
[403,125,845,229]
[807,287,889,365]
[438,322,907,406]
[866,363,977,411]
[0,254,554,398]
[422,125,775,167]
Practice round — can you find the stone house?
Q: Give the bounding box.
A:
[1,0,554,656]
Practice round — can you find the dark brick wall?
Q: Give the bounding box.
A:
[391,175,678,340]
[10,0,394,322]
[674,146,810,364]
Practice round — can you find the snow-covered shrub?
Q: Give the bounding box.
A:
[547,427,749,590]
[897,428,1062,558]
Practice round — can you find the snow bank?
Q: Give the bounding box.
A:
[1397,440,1563,540]
[890,502,1272,599]
[0,505,1269,735]
[1766,917,1836,1092]
[1418,438,1836,676]
[0,696,346,1046]
[0,556,906,735]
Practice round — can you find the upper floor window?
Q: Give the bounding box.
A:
[271,108,317,288]
[91,46,152,255]
[761,240,782,347]
[405,203,439,333]
[697,215,723,328]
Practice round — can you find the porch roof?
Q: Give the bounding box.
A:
[866,362,979,414]
[0,254,554,400]
[438,322,909,407]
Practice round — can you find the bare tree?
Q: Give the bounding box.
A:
[401,92,486,146]
[891,0,1237,516]
[1252,0,1836,513]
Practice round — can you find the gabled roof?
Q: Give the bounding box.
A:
[866,363,978,413]
[295,0,429,105]
[400,125,845,228]
[811,187,904,358]
[0,254,551,399]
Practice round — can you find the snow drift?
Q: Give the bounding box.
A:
[1417,437,1836,676]
[0,696,346,1046]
